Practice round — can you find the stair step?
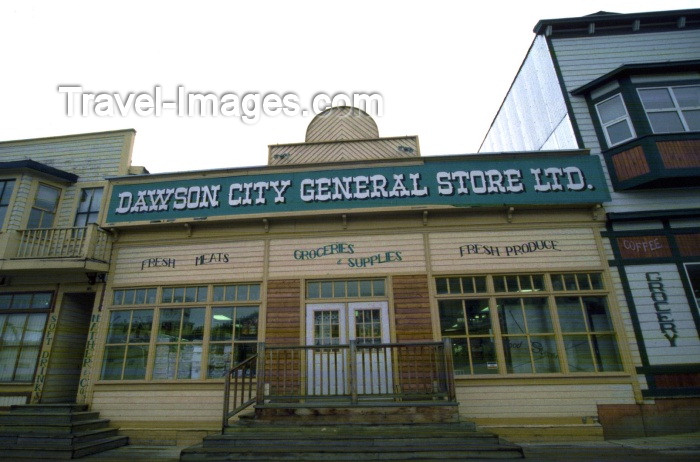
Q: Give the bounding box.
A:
[9,404,89,414]
[180,444,523,461]
[0,436,129,460]
[204,435,499,446]
[0,411,101,425]
[1,428,120,448]
[0,418,113,434]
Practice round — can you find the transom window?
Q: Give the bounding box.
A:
[0,179,15,228]
[101,283,260,381]
[307,279,386,299]
[595,94,636,147]
[638,85,700,133]
[0,292,52,382]
[27,184,61,229]
[436,273,622,375]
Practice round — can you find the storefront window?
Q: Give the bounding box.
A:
[101,283,260,381]
[0,292,52,382]
[102,309,153,380]
[437,272,622,375]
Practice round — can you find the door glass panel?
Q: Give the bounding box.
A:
[354,309,381,344]
[314,310,340,346]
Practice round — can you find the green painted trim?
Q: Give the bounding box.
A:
[105,155,609,225]
[636,364,700,374]
[546,37,585,149]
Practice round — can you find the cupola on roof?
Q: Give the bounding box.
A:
[305,106,380,142]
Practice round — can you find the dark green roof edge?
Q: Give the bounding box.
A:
[570,59,700,96]
[533,8,700,34]
[0,159,78,183]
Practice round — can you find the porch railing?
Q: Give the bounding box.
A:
[223,339,455,428]
[15,224,111,261]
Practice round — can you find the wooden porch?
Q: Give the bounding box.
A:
[223,340,457,428]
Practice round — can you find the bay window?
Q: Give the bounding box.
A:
[638,85,700,133]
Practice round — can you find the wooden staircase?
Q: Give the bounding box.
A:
[180,404,524,461]
[0,403,128,459]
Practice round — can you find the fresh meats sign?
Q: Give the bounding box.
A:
[106,155,609,224]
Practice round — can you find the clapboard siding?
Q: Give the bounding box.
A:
[112,241,265,285]
[608,266,643,366]
[91,387,222,423]
[265,279,302,346]
[41,294,93,403]
[552,29,700,214]
[429,228,601,273]
[269,137,419,166]
[392,275,433,341]
[1,131,133,231]
[456,383,635,418]
[0,135,128,182]
[268,234,426,278]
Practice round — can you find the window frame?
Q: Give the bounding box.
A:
[435,272,623,377]
[637,84,700,134]
[594,93,636,148]
[100,283,261,382]
[0,178,17,230]
[73,187,104,227]
[0,291,53,383]
[26,182,62,229]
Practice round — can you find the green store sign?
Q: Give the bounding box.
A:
[106,155,610,224]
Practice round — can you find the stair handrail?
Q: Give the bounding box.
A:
[222,353,259,429]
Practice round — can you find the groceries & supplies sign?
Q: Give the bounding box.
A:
[106,156,610,224]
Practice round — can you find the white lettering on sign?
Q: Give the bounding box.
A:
[112,164,600,218]
[116,185,220,214]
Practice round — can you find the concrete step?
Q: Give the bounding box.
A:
[9,403,89,414]
[1,435,129,460]
[180,443,524,461]
[0,411,101,425]
[0,418,112,434]
[0,428,121,448]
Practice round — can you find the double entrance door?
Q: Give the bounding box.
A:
[305,302,392,396]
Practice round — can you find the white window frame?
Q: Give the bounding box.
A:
[637,84,700,134]
[594,93,636,148]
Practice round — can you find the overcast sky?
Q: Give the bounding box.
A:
[1,1,698,173]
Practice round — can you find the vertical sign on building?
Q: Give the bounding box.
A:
[626,264,700,365]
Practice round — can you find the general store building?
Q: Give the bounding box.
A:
[59,107,644,445]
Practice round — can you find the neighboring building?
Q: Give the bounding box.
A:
[480,9,700,436]
[0,130,143,406]
[67,106,645,446]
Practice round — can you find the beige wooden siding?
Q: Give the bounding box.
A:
[269,137,419,166]
[41,293,93,403]
[268,234,426,278]
[456,383,635,419]
[608,267,643,366]
[0,134,129,182]
[91,385,222,425]
[112,241,264,285]
[429,228,601,274]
